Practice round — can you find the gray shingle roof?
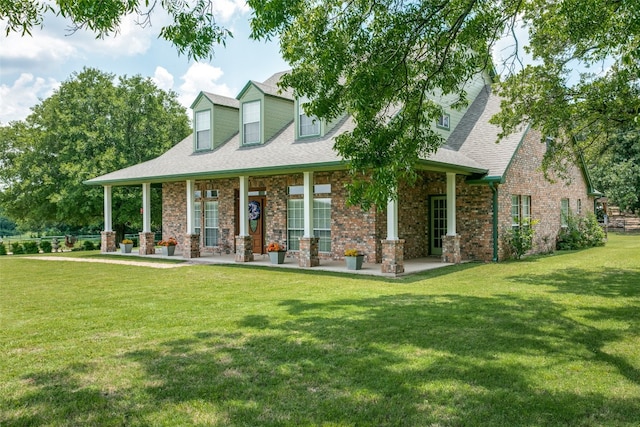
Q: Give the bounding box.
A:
[202,92,239,109]
[85,79,525,186]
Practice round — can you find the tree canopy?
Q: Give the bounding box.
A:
[0,0,230,59]
[3,0,639,209]
[0,67,191,236]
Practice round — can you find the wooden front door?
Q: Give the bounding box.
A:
[430,196,447,255]
[248,197,265,254]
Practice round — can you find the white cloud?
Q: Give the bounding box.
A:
[0,74,60,124]
[178,62,235,108]
[212,0,251,22]
[151,66,175,91]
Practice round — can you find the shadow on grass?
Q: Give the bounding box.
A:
[7,292,640,425]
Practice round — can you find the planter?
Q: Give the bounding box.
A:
[345,255,364,270]
[161,245,176,256]
[268,251,286,264]
[120,243,133,254]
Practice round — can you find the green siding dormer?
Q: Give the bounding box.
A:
[190,92,239,152]
[294,98,346,140]
[237,81,294,145]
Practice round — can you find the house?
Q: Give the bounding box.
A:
[85,70,600,274]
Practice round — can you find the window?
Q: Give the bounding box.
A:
[287,199,304,251]
[314,198,332,252]
[194,201,201,236]
[561,198,570,227]
[511,195,532,227]
[577,199,582,214]
[195,110,211,150]
[437,113,450,130]
[299,102,320,137]
[204,201,219,246]
[243,101,260,144]
[287,198,332,252]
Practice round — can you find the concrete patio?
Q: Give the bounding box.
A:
[108,248,455,277]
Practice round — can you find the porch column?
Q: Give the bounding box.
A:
[184,179,200,259]
[442,172,461,263]
[100,185,116,252]
[299,171,319,267]
[381,197,404,275]
[139,182,155,255]
[235,175,253,262]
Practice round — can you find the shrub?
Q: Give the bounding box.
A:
[11,242,24,255]
[504,218,539,260]
[131,238,138,247]
[23,241,40,254]
[82,240,96,251]
[40,240,52,253]
[0,242,6,255]
[557,213,606,250]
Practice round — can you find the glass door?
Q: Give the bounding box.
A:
[430,196,447,255]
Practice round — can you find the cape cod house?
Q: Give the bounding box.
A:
[85,70,600,274]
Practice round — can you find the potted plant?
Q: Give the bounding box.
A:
[266,242,287,264]
[120,238,133,253]
[344,248,365,270]
[158,237,178,256]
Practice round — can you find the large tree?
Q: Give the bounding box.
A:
[0,67,190,238]
[4,1,638,208]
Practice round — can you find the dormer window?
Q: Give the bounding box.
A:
[299,102,320,137]
[437,113,450,130]
[195,110,211,150]
[243,101,261,144]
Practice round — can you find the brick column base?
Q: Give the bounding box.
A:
[235,235,254,262]
[381,239,405,275]
[442,234,461,264]
[183,234,200,259]
[298,237,319,267]
[100,231,116,252]
[139,232,156,255]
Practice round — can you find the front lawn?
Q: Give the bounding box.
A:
[1,234,639,426]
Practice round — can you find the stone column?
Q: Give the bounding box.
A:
[298,237,319,267]
[235,235,253,262]
[139,232,156,255]
[183,234,200,259]
[442,234,461,264]
[100,231,116,252]
[381,239,405,275]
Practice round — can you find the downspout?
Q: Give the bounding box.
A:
[489,182,499,262]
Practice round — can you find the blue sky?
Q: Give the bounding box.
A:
[0,4,289,124]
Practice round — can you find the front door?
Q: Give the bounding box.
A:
[430,196,447,255]
[248,197,265,254]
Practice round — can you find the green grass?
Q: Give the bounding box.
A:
[1,234,639,426]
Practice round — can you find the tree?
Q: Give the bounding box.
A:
[589,127,640,213]
[0,67,191,240]
[247,0,639,208]
[4,1,638,209]
[0,0,230,60]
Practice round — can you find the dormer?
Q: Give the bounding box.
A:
[237,80,294,146]
[295,98,345,140]
[190,92,239,152]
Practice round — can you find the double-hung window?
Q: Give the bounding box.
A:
[204,201,219,246]
[286,198,332,252]
[511,195,532,228]
[561,198,570,227]
[195,110,211,150]
[299,102,320,137]
[243,101,260,144]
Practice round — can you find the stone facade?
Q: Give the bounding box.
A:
[100,231,116,252]
[442,234,461,264]
[381,239,405,274]
[158,129,594,265]
[183,234,200,259]
[298,236,320,267]
[138,232,155,255]
[235,235,253,262]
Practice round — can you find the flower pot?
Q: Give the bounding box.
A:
[120,243,133,254]
[161,245,175,256]
[268,251,286,264]
[345,255,364,270]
